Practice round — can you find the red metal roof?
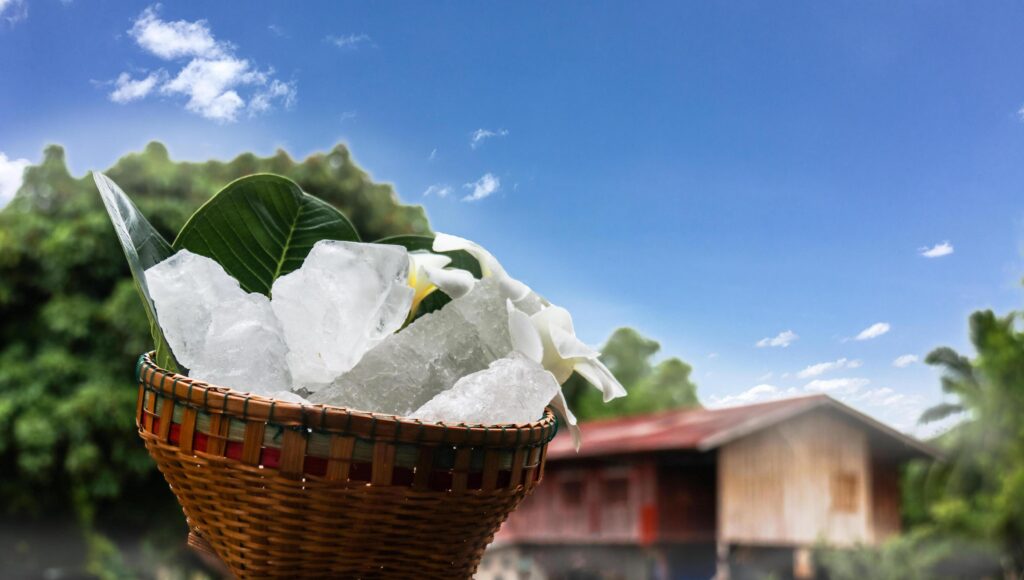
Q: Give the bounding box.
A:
[547,394,940,460]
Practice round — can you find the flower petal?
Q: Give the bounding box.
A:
[549,324,599,360]
[507,300,544,363]
[531,304,575,335]
[433,232,531,301]
[421,263,476,299]
[574,358,628,402]
[549,389,582,451]
[499,276,532,302]
[432,233,497,276]
[409,251,452,272]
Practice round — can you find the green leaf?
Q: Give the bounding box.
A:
[93,172,181,371]
[375,234,483,320]
[172,174,360,295]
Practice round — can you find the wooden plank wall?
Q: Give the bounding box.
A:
[718,409,873,546]
[496,458,655,544]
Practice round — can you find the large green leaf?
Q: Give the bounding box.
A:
[172,174,360,295]
[93,172,182,372]
[376,234,482,320]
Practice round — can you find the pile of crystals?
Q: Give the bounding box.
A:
[145,234,626,443]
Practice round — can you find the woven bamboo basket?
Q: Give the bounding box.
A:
[134,353,558,579]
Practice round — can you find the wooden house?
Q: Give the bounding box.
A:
[476,394,940,580]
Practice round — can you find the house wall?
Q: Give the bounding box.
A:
[496,457,657,544]
[718,409,874,546]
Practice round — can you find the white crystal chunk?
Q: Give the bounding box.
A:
[309,276,519,416]
[145,250,291,394]
[411,354,559,425]
[271,241,414,388]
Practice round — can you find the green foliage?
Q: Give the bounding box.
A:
[564,327,699,421]
[815,530,1002,580]
[0,142,429,519]
[905,309,1024,574]
[172,174,360,296]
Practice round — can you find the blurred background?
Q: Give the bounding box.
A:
[3,2,1024,579]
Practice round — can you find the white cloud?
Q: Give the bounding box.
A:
[423,184,452,198]
[756,330,798,348]
[325,33,372,49]
[109,71,166,103]
[707,384,803,408]
[757,371,774,381]
[339,111,357,124]
[109,6,296,123]
[0,152,30,208]
[470,128,509,149]
[706,376,930,434]
[267,24,287,38]
[248,79,297,116]
[893,354,919,368]
[919,241,954,258]
[804,377,870,394]
[796,357,862,379]
[463,173,500,202]
[428,148,438,161]
[707,352,719,359]
[0,0,27,25]
[130,6,226,60]
[161,57,268,121]
[854,322,891,341]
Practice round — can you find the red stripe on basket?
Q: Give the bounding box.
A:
[153,417,485,485]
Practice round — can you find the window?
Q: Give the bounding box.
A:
[831,472,859,512]
[603,477,629,505]
[562,480,584,507]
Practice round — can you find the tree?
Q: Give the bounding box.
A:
[0,142,429,520]
[564,327,699,421]
[911,310,1024,575]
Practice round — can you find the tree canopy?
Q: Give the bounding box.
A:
[565,327,700,421]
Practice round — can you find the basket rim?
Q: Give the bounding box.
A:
[137,352,558,449]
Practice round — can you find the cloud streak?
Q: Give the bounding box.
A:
[854,322,890,341]
[423,184,452,198]
[893,354,918,368]
[796,357,862,379]
[756,330,798,348]
[920,241,954,258]
[463,173,500,202]
[471,128,509,149]
[325,33,372,49]
[0,0,27,25]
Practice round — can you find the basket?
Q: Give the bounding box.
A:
[134,353,557,579]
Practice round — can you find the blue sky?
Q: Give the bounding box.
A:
[4,1,1024,433]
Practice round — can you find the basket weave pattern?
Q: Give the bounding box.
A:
[135,354,557,579]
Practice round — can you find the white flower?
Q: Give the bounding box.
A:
[507,299,628,450]
[406,251,474,318]
[508,300,626,398]
[432,233,530,301]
